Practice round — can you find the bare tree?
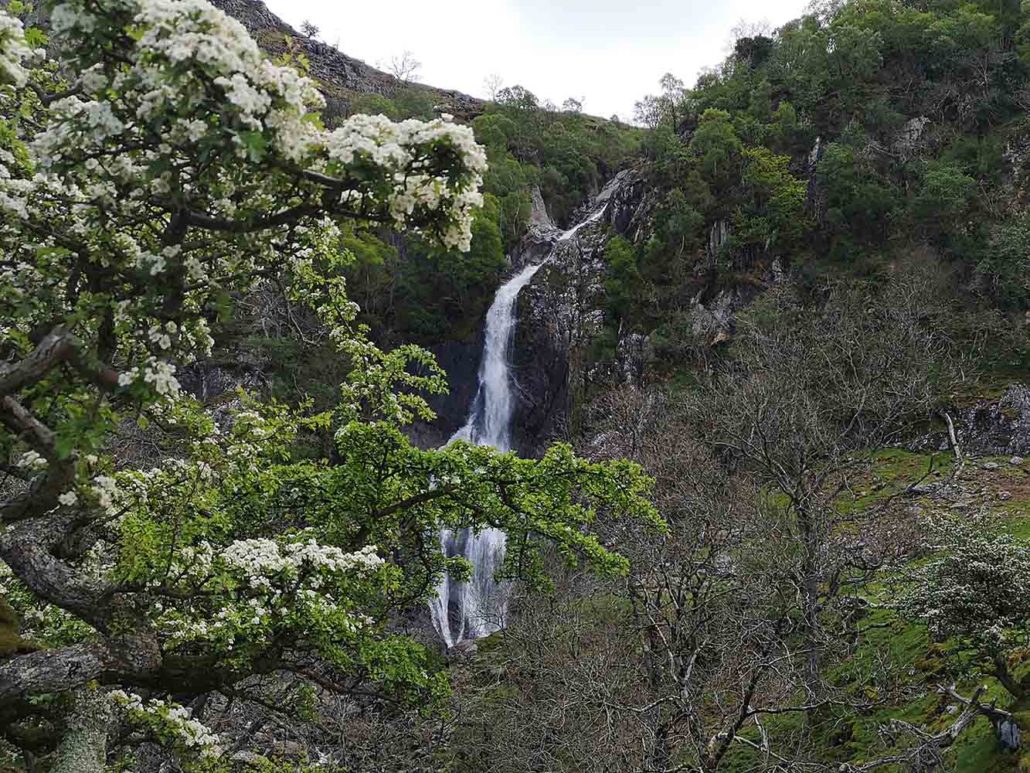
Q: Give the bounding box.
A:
[729,18,773,44]
[448,568,648,772]
[483,73,504,101]
[685,273,962,696]
[634,94,663,129]
[386,50,422,83]
[299,19,319,39]
[634,73,686,129]
[585,387,812,772]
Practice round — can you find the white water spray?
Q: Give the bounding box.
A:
[430,205,605,648]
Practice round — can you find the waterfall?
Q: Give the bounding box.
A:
[429,204,605,648]
[427,262,541,648]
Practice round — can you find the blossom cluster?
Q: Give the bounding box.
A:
[223,538,384,580]
[27,0,486,250]
[117,356,181,397]
[0,0,486,418]
[91,475,121,515]
[142,526,386,652]
[109,690,223,759]
[902,514,1030,653]
[0,12,33,87]
[0,0,492,463]
[324,113,487,249]
[160,578,375,643]
[16,450,47,471]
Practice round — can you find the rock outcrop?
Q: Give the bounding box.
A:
[510,170,654,454]
[407,335,484,449]
[960,384,1030,456]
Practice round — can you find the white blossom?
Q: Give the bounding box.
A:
[91,475,120,515]
[0,12,33,87]
[16,450,47,471]
[109,690,223,758]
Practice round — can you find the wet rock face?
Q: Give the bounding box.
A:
[407,172,655,456]
[960,384,1030,456]
[511,170,654,455]
[511,277,574,454]
[406,335,484,449]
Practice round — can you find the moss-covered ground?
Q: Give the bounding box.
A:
[723,448,1030,772]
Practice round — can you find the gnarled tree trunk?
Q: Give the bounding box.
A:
[51,686,112,773]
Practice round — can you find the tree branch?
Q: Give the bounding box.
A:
[0,644,111,703]
[0,328,76,398]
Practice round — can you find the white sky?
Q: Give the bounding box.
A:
[264,0,812,120]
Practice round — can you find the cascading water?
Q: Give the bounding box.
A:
[428,262,541,648]
[429,203,606,648]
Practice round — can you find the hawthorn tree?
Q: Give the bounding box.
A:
[0,0,658,768]
[903,514,1030,701]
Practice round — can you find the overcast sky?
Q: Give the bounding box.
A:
[264,0,811,120]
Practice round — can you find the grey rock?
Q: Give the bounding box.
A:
[512,170,651,454]
[528,186,556,231]
[892,116,931,157]
[178,361,266,403]
[707,220,732,263]
[958,384,1030,456]
[999,718,1021,751]
[407,334,483,449]
[690,287,747,342]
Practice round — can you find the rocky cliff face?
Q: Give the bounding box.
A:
[409,173,654,456]
[505,169,794,454]
[407,335,484,449]
[510,171,654,454]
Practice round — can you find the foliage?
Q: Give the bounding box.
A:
[340,198,507,345]
[816,140,899,260]
[732,146,808,257]
[476,87,640,230]
[979,210,1030,308]
[621,0,1030,359]
[689,108,743,191]
[602,235,642,328]
[0,1,659,767]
